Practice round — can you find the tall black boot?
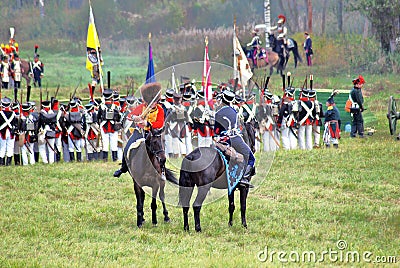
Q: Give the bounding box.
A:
[113,157,129,178]
[111,151,118,162]
[0,157,5,166]
[239,165,254,188]
[14,154,21,166]
[69,152,75,162]
[76,152,82,162]
[6,157,12,166]
[102,151,108,162]
[34,152,39,162]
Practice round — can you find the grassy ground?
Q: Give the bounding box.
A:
[0,130,399,267]
[1,52,399,266]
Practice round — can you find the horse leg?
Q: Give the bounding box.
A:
[179,170,195,231]
[239,186,250,228]
[293,49,298,68]
[159,182,170,223]
[151,186,160,226]
[183,206,190,232]
[193,184,211,232]
[179,185,194,231]
[228,189,235,227]
[134,183,145,228]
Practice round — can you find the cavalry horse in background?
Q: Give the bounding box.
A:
[124,127,178,228]
[245,45,282,75]
[245,33,302,76]
[268,33,302,69]
[179,146,251,232]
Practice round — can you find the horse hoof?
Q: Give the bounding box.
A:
[184,226,189,232]
[242,224,248,229]
[228,221,233,227]
[164,217,170,223]
[152,223,158,227]
[195,228,202,233]
[137,224,143,228]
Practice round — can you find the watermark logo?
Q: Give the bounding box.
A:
[257,240,397,264]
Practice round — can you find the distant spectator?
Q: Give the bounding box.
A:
[349,75,365,138]
[303,32,313,66]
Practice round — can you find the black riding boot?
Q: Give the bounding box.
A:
[239,165,254,188]
[14,154,21,166]
[69,152,75,162]
[102,151,108,162]
[113,157,129,178]
[6,157,12,166]
[76,152,82,162]
[111,151,118,162]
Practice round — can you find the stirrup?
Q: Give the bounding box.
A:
[239,178,254,188]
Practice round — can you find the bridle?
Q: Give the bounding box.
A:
[145,128,165,162]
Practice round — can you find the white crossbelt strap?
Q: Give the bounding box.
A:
[299,101,315,125]
[32,61,42,72]
[0,111,15,130]
[242,104,257,123]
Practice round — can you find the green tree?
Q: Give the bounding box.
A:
[351,0,400,53]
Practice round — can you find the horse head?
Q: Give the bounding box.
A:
[145,126,166,170]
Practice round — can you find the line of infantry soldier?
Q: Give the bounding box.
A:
[0,73,344,167]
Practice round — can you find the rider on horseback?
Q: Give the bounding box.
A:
[270,14,288,68]
[214,90,255,188]
[246,30,262,63]
[113,82,166,179]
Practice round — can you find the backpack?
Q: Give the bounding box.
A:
[345,99,352,113]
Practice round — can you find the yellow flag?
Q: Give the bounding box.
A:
[86,4,101,74]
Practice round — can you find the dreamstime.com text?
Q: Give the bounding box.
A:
[257,240,397,264]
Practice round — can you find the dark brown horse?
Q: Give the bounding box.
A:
[179,147,251,232]
[124,127,178,227]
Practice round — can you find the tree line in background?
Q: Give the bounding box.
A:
[1,0,399,72]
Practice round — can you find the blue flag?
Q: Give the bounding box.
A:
[145,41,155,84]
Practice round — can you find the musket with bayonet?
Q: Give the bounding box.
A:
[54,84,60,99]
[71,77,82,100]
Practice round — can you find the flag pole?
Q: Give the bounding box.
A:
[89,0,104,92]
[204,36,210,109]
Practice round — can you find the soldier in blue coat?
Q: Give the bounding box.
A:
[214,90,255,188]
[323,92,341,148]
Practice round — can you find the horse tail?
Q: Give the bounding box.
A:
[165,168,179,185]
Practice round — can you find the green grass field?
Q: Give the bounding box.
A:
[1,131,399,267]
[1,54,400,267]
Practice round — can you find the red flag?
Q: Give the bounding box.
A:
[201,37,212,107]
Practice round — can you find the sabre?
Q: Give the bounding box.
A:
[139,89,162,119]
